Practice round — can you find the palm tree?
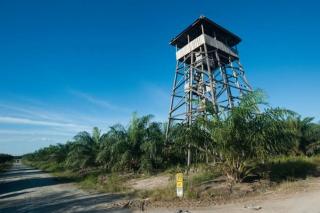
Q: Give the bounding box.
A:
[96,124,129,171]
[66,127,102,171]
[139,120,165,171]
[96,113,166,172]
[48,143,68,164]
[169,118,212,166]
[289,116,320,155]
[207,90,296,182]
[125,113,165,172]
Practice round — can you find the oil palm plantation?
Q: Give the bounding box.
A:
[23,91,320,182]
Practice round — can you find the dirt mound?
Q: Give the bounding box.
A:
[130,174,171,190]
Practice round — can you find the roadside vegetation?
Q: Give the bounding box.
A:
[0,153,14,172]
[22,90,320,203]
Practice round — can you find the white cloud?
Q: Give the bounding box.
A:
[0,116,87,130]
[70,90,131,112]
[0,99,109,155]
[0,103,75,122]
[0,129,74,136]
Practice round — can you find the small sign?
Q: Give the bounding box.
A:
[176,173,183,198]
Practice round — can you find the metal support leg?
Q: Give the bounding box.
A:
[215,51,233,108]
[166,61,180,138]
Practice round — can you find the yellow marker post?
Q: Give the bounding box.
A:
[176,173,183,198]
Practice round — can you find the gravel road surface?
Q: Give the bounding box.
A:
[0,163,131,213]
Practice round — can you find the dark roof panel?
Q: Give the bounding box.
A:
[170,16,241,48]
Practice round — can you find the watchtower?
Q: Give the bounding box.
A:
[167,16,252,133]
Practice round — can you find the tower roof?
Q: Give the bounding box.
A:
[170,16,241,48]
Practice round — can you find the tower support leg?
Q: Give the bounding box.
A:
[166,61,180,138]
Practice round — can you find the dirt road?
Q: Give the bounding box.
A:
[0,163,131,213]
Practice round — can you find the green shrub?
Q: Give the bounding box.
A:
[261,156,319,182]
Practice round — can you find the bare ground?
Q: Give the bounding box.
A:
[142,178,320,213]
[129,174,170,190]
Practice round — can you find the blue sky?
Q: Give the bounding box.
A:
[0,0,319,155]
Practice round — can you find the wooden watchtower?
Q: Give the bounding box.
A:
[167,16,252,135]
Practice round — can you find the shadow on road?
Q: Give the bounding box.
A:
[0,164,132,213]
[1,191,129,213]
[0,170,46,179]
[0,176,71,195]
[0,191,32,199]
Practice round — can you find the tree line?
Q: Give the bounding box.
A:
[0,154,14,164]
[23,91,320,182]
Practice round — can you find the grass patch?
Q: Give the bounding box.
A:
[80,173,129,192]
[190,170,219,185]
[52,170,129,193]
[184,167,221,199]
[100,174,129,192]
[79,174,98,189]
